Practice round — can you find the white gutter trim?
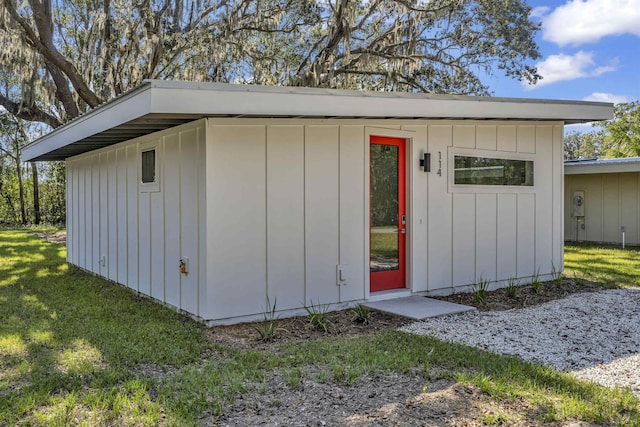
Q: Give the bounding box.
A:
[565,161,640,175]
[149,86,612,122]
[22,83,153,161]
[23,80,614,161]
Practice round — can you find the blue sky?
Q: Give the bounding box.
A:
[487,0,640,112]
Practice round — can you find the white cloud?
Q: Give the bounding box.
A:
[530,6,550,19]
[583,92,630,104]
[543,0,640,46]
[524,51,617,89]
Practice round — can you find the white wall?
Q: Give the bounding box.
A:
[565,172,640,245]
[409,123,564,291]
[205,119,564,320]
[206,121,368,319]
[66,117,563,323]
[66,120,207,317]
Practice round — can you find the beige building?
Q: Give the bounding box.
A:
[22,81,612,325]
[565,158,640,245]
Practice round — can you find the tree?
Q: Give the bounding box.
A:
[0,112,28,224]
[0,0,542,127]
[563,131,605,160]
[0,110,63,225]
[598,102,640,158]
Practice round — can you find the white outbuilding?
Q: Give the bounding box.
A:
[565,157,640,245]
[22,81,612,325]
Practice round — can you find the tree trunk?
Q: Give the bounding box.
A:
[31,162,41,224]
[15,157,26,225]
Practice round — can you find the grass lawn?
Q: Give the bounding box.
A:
[564,242,640,286]
[1,229,639,425]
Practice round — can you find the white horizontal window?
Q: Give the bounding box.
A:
[454,155,534,186]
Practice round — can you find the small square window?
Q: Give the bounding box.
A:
[141,149,156,184]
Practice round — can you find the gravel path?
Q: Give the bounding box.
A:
[401,288,640,396]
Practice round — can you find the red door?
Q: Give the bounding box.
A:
[370,136,406,292]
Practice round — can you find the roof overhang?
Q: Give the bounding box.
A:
[23,80,615,161]
[565,158,640,175]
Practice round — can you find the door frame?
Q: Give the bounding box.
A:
[364,127,414,298]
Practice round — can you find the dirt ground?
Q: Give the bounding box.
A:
[208,279,606,426]
[31,230,67,245]
[35,230,604,425]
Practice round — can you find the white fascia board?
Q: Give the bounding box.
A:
[22,85,153,162]
[149,85,612,122]
[565,162,640,175]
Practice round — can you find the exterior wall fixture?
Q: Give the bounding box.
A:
[419,152,431,172]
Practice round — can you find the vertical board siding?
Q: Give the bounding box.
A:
[126,144,139,291]
[427,125,453,290]
[535,126,554,274]
[338,126,366,302]
[565,171,640,245]
[81,160,88,268]
[209,125,267,319]
[453,125,475,149]
[404,125,429,293]
[620,174,639,244]
[66,117,563,323]
[99,153,109,278]
[107,151,118,281]
[602,174,620,242]
[475,193,497,281]
[304,125,340,305]
[452,193,476,285]
[266,125,305,310]
[552,125,564,268]
[497,126,517,152]
[197,127,207,318]
[497,194,518,279]
[72,162,80,265]
[179,128,201,315]
[163,134,181,309]
[91,158,100,273]
[476,126,497,151]
[150,185,165,300]
[517,126,536,153]
[138,191,151,295]
[517,194,536,277]
[66,120,206,317]
[583,175,604,242]
[116,148,128,285]
[66,163,72,263]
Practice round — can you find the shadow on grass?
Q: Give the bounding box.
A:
[2,230,639,425]
[0,229,208,425]
[565,242,640,287]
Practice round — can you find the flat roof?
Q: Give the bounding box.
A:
[565,157,640,174]
[23,80,614,161]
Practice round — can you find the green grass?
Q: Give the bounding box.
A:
[370,226,398,258]
[0,229,207,425]
[1,230,639,425]
[564,242,640,286]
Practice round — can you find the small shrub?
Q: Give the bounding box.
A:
[530,269,542,294]
[482,412,508,425]
[351,304,371,325]
[305,301,332,333]
[254,298,287,342]
[285,368,302,389]
[472,277,490,304]
[506,277,519,299]
[551,262,563,288]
